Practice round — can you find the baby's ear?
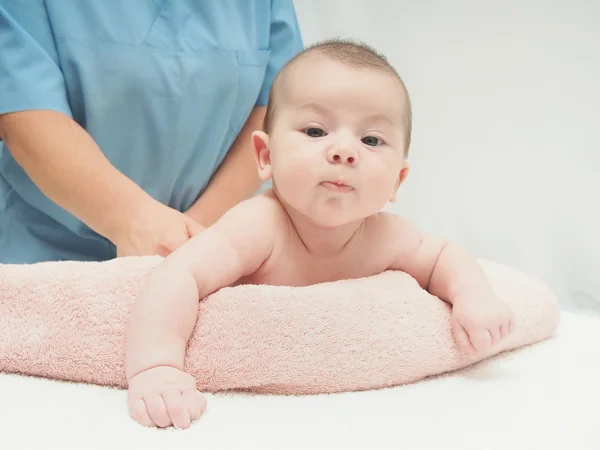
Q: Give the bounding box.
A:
[252,131,273,181]
[389,161,410,203]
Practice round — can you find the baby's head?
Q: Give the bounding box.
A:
[252,39,412,227]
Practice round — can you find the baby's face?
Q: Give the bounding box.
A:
[256,58,410,227]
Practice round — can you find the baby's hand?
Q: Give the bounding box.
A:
[127,366,207,429]
[450,291,515,356]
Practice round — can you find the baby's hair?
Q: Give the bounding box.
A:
[263,38,412,154]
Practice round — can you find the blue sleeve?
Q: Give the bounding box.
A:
[256,0,304,106]
[0,2,72,117]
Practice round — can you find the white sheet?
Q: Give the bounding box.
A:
[1,311,599,450]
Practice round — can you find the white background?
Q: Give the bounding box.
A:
[294,0,600,316]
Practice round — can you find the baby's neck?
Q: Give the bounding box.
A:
[285,208,365,258]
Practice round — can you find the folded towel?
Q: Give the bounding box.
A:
[0,257,559,395]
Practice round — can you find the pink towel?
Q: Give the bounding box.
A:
[0,257,559,395]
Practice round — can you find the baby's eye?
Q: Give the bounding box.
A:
[362,136,382,147]
[305,127,326,138]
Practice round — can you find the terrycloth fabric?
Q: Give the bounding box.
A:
[0,257,559,394]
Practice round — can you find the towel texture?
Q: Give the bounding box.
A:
[0,257,559,394]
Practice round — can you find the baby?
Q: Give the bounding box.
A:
[125,39,515,429]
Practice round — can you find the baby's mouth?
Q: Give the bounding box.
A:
[319,180,354,193]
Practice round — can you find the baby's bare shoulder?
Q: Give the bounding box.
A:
[247,190,290,225]
[214,190,288,238]
[363,212,422,257]
[366,211,417,237]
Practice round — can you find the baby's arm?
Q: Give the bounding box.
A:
[125,197,277,429]
[385,214,514,354]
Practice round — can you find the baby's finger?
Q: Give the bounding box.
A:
[130,398,155,428]
[452,319,476,356]
[488,326,501,346]
[144,394,172,428]
[183,389,207,421]
[500,324,507,339]
[162,389,191,430]
[469,327,492,351]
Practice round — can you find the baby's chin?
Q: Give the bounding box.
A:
[277,190,377,228]
[311,217,363,229]
[301,205,369,229]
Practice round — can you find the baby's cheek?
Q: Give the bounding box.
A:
[274,162,308,195]
[364,171,398,205]
[367,165,395,190]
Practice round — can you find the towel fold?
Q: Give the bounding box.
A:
[0,257,559,394]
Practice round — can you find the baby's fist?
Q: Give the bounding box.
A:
[451,291,515,355]
[127,366,207,429]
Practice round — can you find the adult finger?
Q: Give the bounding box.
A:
[186,218,205,237]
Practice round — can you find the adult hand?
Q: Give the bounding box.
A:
[113,200,204,258]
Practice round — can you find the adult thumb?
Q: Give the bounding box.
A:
[186,217,205,237]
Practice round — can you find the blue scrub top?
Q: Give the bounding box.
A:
[0,0,303,263]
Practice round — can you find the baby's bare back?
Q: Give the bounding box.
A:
[237,195,399,287]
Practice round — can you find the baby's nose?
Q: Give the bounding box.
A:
[328,147,359,166]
